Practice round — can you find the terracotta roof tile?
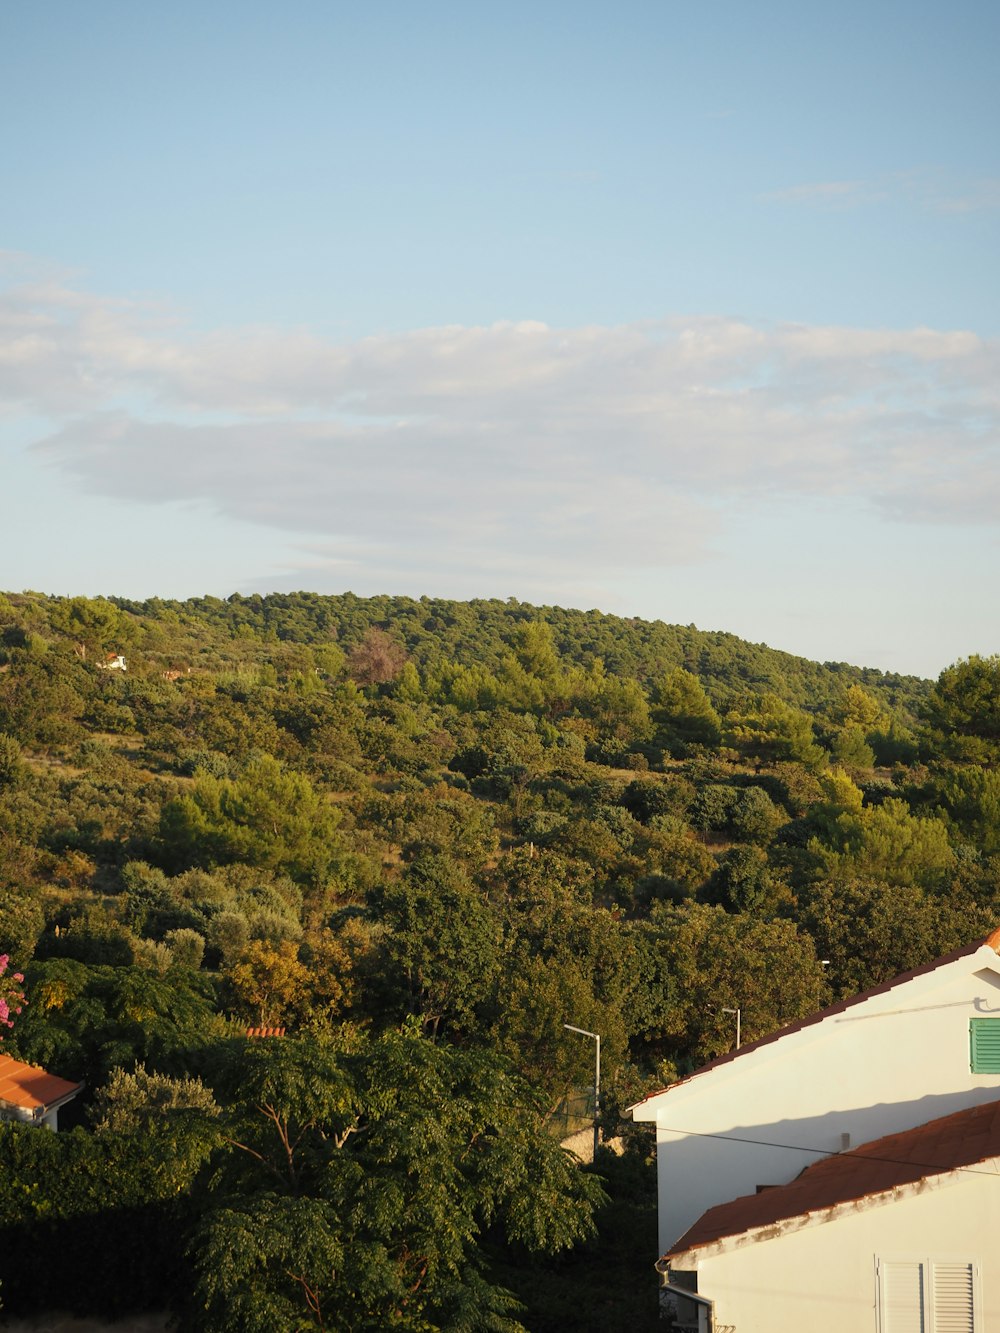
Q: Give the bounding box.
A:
[667,1096,1000,1259]
[0,1053,83,1113]
[632,932,998,1110]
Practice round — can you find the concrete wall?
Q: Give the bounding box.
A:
[679,1169,997,1333]
[634,944,1000,1252]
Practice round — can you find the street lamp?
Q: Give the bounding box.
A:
[563,1023,601,1160]
[722,1007,741,1051]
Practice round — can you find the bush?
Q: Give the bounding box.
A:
[165,928,205,970]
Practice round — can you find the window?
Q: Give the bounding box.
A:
[877,1259,978,1332]
[969,1019,1000,1073]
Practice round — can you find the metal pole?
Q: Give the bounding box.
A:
[563,1023,601,1160]
[722,1007,741,1051]
[594,1032,601,1161]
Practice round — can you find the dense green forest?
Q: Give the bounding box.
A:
[0,589,998,1331]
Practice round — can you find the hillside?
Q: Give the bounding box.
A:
[0,589,996,1330]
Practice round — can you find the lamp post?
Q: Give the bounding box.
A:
[722,1007,741,1051]
[563,1023,601,1160]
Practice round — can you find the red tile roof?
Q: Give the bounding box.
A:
[632,927,1000,1111]
[0,1053,83,1113]
[667,1096,1000,1259]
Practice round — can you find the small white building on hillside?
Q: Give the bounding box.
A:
[631,928,1000,1256]
[663,1097,1000,1332]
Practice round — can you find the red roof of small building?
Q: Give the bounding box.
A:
[632,927,1000,1111]
[0,1053,83,1113]
[667,1096,1000,1259]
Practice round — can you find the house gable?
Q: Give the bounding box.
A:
[632,932,1000,1254]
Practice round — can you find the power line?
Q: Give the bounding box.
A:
[658,1125,1000,1180]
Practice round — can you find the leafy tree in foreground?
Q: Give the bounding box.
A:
[191,1027,605,1332]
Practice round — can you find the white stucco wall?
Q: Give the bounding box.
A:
[633,944,1000,1253]
[672,1168,999,1333]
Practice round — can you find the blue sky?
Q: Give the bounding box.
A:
[2,1,998,677]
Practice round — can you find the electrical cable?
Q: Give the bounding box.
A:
[656,1124,1000,1180]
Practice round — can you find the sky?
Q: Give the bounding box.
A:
[1,1,998,679]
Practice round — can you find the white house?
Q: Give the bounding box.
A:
[662,1097,1000,1332]
[0,1053,83,1130]
[629,928,1000,1322]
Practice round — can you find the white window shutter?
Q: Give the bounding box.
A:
[881,1260,925,1333]
[929,1262,975,1333]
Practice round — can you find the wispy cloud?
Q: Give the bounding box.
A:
[762,169,1000,214]
[760,180,873,206]
[924,176,1000,215]
[3,266,998,593]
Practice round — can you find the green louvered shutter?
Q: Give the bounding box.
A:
[969,1019,1000,1073]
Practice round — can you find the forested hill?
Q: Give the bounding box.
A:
[111,589,929,715]
[0,587,997,1331]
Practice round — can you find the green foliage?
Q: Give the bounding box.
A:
[490,951,629,1108]
[921,655,1000,763]
[371,855,501,1037]
[798,878,995,997]
[935,767,1000,856]
[13,958,224,1085]
[729,785,785,844]
[206,910,251,966]
[166,926,206,969]
[0,1106,220,1318]
[701,845,783,915]
[0,588,994,1327]
[836,684,886,731]
[589,674,654,756]
[725,693,828,771]
[47,595,130,655]
[491,1143,661,1333]
[0,887,44,965]
[190,1028,605,1332]
[829,724,876,769]
[806,794,957,891]
[631,903,822,1064]
[651,667,722,755]
[0,733,25,789]
[160,754,342,883]
[90,1063,220,1133]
